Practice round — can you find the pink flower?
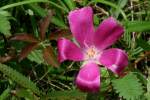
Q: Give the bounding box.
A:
[57,7,128,92]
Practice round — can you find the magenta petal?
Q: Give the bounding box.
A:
[57,38,83,62]
[99,48,128,74]
[76,62,100,92]
[68,7,95,48]
[94,17,124,50]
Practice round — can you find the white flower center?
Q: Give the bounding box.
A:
[84,46,100,61]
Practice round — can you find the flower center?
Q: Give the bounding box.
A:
[87,48,96,58]
[85,46,99,60]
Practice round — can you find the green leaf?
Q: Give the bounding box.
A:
[0,39,5,49]
[0,0,68,13]
[130,47,143,56]
[145,93,150,100]
[86,93,99,100]
[46,90,86,99]
[58,0,69,12]
[64,0,76,10]
[26,4,67,29]
[0,88,11,100]
[101,67,109,77]
[112,73,144,100]
[145,77,150,100]
[92,0,127,20]
[124,21,150,32]
[147,77,150,93]
[0,10,11,17]
[117,0,128,8]
[123,31,131,48]
[0,63,40,95]
[51,16,67,29]
[27,49,44,64]
[15,89,35,100]
[94,15,100,26]
[27,4,47,17]
[137,38,150,51]
[0,14,11,36]
[111,0,128,18]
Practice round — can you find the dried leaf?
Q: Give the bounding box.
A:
[0,47,16,63]
[39,10,53,40]
[10,33,38,43]
[43,46,59,67]
[19,43,38,61]
[49,29,72,40]
[0,56,13,63]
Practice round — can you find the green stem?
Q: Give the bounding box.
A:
[0,0,68,13]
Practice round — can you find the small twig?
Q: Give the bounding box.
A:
[51,80,71,90]
[62,62,75,75]
[0,56,14,63]
[47,81,64,91]
[94,4,109,16]
[134,51,150,66]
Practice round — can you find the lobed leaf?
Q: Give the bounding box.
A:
[0,14,11,37]
[112,73,144,100]
[0,88,11,100]
[43,46,59,67]
[145,77,150,100]
[10,33,38,43]
[27,49,44,64]
[15,89,36,100]
[49,29,72,40]
[19,43,38,61]
[0,63,40,95]
[39,10,53,40]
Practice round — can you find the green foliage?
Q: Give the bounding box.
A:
[147,77,150,93]
[0,10,11,16]
[0,63,40,95]
[0,13,11,36]
[111,0,128,18]
[15,89,35,100]
[46,90,86,99]
[123,31,132,48]
[27,49,44,64]
[0,0,149,99]
[63,0,76,10]
[112,73,144,100]
[130,47,143,56]
[93,0,127,20]
[0,39,5,49]
[27,4,47,17]
[27,3,67,28]
[145,77,150,100]
[124,21,150,32]
[137,38,150,51]
[0,88,11,100]
[86,93,100,100]
[51,17,68,29]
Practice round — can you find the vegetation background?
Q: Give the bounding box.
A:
[0,0,149,100]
